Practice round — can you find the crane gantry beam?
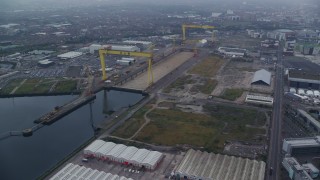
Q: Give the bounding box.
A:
[99,48,154,85]
[182,24,215,41]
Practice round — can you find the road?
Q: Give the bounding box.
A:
[267,47,284,180]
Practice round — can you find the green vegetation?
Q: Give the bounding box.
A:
[112,105,152,139]
[53,80,78,93]
[220,88,244,101]
[14,79,55,94]
[191,79,217,94]
[0,78,79,95]
[188,56,224,77]
[162,75,195,93]
[0,79,24,94]
[135,109,224,149]
[122,104,267,152]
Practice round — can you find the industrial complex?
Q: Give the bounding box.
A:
[1,1,320,180]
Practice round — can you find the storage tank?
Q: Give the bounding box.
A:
[116,60,132,66]
[306,90,314,97]
[314,90,320,97]
[289,88,296,94]
[298,89,305,95]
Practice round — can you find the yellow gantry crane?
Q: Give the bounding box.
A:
[99,47,154,85]
[182,24,215,41]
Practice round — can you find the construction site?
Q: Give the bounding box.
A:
[44,23,278,180]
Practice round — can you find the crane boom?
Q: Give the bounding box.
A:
[182,24,215,41]
[98,49,154,85]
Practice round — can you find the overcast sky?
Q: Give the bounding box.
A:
[0,0,318,10]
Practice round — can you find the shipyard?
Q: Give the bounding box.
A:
[1,0,320,180]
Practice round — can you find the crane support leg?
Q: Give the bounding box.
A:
[147,59,154,85]
[99,51,107,80]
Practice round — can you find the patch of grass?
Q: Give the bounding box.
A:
[14,79,55,94]
[53,80,78,93]
[131,104,266,152]
[135,109,224,149]
[188,56,224,77]
[112,105,152,139]
[192,79,217,94]
[162,75,195,93]
[220,88,244,101]
[0,79,24,94]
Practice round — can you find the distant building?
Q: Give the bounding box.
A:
[245,95,274,106]
[89,44,102,54]
[122,40,152,47]
[57,51,83,60]
[28,50,55,55]
[218,47,246,57]
[174,149,266,180]
[288,70,320,90]
[282,156,314,180]
[38,59,54,67]
[283,136,320,155]
[251,69,271,86]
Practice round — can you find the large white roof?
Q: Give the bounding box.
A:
[175,149,266,180]
[95,142,116,156]
[57,51,83,59]
[50,163,133,180]
[142,151,163,167]
[252,69,271,85]
[84,140,105,154]
[118,146,139,161]
[129,149,150,164]
[106,144,127,158]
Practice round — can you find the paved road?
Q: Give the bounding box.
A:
[267,47,284,180]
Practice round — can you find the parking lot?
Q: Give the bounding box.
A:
[47,148,184,180]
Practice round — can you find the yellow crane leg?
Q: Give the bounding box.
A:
[147,59,154,85]
[99,51,107,80]
[182,25,186,41]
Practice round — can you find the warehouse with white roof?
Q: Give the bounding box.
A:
[83,140,164,170]
[57,51,83,59]
[174,149,266,180]
[49,163,133,180]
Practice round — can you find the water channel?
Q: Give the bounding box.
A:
[0,90,145,180]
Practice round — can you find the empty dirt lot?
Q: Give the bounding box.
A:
[120,52,193,90]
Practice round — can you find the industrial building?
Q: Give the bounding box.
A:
[282,136,320,155]
[288,70,320,90]
[38,59,54,67]
[251,69,271,86]
[217,47,246,57]
[245,94,274,106]
[296,109,320,133]
[174,149,266,180]
[282,157,315,180]
[49,163,133,180]
[83,140,163,170]
[122,40,152,47]
[57,51,83,59]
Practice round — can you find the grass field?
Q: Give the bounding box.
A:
[112,105,152,139]
[188,56,224,77]
[14,79,57,94]
[162,75,195,93]
[191,79,217,94]
[0,79,24,94]
[135,109,224,148]
[220,88,244,101]
[53,80,78,93]
[129,104,266,152]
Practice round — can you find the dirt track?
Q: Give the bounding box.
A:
[121,52,193,90]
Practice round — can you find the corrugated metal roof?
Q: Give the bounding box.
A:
[49,163,133,180]
[142,151,163,167]
[118,146,139,161]
[175,149,266,180]
[129,149,149,164]
[252,69,271,85]
[84,140,105,154]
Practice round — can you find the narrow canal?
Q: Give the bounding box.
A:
[0,90,144,180]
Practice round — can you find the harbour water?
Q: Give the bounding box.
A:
[0,90,144,180]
